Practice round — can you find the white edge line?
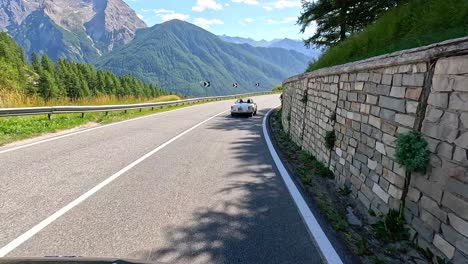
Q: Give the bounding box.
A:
[0,109,228,257]
[0,101,215,155]
[262,107,344,264]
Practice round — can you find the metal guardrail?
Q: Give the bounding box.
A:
[0,91,277,118]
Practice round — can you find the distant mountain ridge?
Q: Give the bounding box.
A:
[219,35,321,58]
[96,20,310,96]
[0,0,146,62]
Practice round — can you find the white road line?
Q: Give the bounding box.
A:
[0,102,210,155]
[262,107,344,264]
[0,110,228,257]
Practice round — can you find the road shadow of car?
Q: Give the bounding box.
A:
[130,107,320,264]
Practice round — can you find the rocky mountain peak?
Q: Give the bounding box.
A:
[0,0,146,61]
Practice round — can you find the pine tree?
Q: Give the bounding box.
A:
[38,71,60,100]
[298,0,405,47]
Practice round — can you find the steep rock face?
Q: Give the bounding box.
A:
[0,0,146,61]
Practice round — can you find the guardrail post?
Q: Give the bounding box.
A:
[47,113,52,120]
[139,108,142,112]
[105,111,109,116]
[124,110,127,114]
[81,113,85,118]
[151,107,154,111]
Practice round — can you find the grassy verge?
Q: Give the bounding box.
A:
[269,109,430,264]
[308,0,468,71]
[0,99,207,146]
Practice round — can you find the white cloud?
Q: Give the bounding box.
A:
[263,0,301,10]
[192,0,223,12]
[244,18,254,22]
[266,16,297,24]
[193,17,224,29]
[225,2,230,6]
[137,13,144,19]
[154,9,190,22]
[232,0,259,5]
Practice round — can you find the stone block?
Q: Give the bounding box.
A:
[390,86,406,98]
[357,72,370,81]
[433,75,454,92]
[358,192,371,208]
[421,209,442,232]
[446,178,468,201]
[407,101,419,114]
[376,84,391,95]
[381,122,397,135]
[425,136,440,152]
[379,96,406,112]
[371,73,382,83]
[426,107,444,123]
[437,142,454,160]
[408,187,421,202]
[428,92,449,108]
[435,55,468,75]
[368,158,378,170]
[370,106,381,116]
[412,216,435,242]
[393,74,403,86]
[386,146,396,159]
[388,184,403,199]
[449,213,468,238]
[403,73,425,86]
[406,88,423,100]
[441,223,468,256]
[453,250,468,264]
[355,82,364,91]
[407,200,419,215]
[442,192,468,220]
[380,108,396,121]
[433,234,456,259]
[421,122,459,143]
[382,74,392,85]
[383,168,405,188]
[382,156,394,170]
[358,94,366,103]
[376,141,386,155]
[395,114,416,127]
[382,133,397,147]
[361,124,372,136]
[364,82,377,94]
[455,132,468,149]
[369,115,381,129]
[348,92,358,101]
[461,113,468,129]
[372,183,390,203]
[413,174,444,203]
[454,146,468,165]
[366,94,378,105]
[450,93,468,111]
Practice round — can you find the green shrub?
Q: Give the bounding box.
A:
[307,0,468,71]
[395,131,429,173]
[356,239,371,256]
[373,209,408,242]
[272,84,283,91]
[324,130,336,150]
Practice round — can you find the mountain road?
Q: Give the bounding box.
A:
[0,94,324,264]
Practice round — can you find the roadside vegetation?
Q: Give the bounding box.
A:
[269,109,431,263]
[0,98,207,146]
[272,84,283,92]
[303,0,468,71]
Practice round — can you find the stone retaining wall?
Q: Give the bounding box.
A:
[281,37,468,263]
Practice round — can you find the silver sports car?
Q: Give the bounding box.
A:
[231,98,257,117]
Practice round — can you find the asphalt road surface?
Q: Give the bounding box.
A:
[0,94,323,264]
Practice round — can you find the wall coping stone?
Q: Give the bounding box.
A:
[284,37,468,85]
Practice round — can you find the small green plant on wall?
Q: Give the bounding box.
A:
[325,130,336,150]
[395,131,429,173]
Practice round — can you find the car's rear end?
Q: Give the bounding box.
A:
[231,103,255,116]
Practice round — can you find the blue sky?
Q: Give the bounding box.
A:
[123,0,316,41]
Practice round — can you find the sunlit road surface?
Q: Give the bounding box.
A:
[0,94,322,264]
